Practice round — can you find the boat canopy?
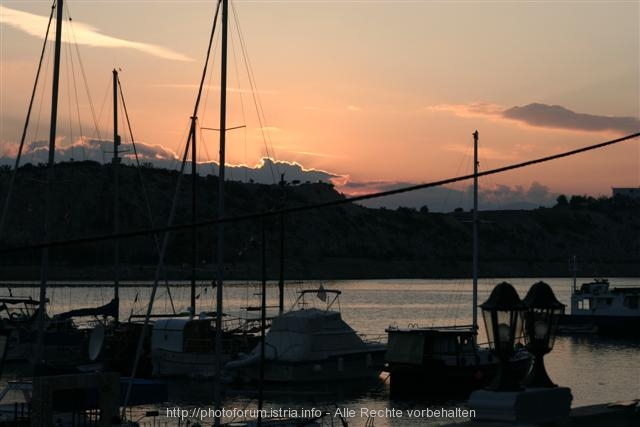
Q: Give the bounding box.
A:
[55,298,118,321]
[386,326,476,364]
[256,308,369,362]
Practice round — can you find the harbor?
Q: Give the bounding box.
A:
[0,279,638,425]
[1,0,639,425]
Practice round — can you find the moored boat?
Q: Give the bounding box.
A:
[225,288,386,383]
[384,131,531,398]
[557,278,640,337]
[150,315,260,378]
[385,325,530,398]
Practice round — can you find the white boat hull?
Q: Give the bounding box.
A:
[230,349,386,383]
[151,348,231,378]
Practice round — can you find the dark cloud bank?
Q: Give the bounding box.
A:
[502,103,639,134]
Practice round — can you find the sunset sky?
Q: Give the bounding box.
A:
[1,0,638,210]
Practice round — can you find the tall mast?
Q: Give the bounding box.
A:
[571,255,577,293]
[472,130,479,336]
[36,0,64,364]
[214,0,228,424]
[278,173,285,314]
[257,219,267,426]
[112,68,120,323]
[190,115,197,314]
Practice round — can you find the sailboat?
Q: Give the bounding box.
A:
[0,0,94,372]
[384,131,530,398]
[76,68,160,377]
[3,7,160,374]
[147,0,261,379]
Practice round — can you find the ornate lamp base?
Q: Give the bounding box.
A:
[468,387,572,423]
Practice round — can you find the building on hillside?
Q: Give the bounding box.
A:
[612,187,640,199]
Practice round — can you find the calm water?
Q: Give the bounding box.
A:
[2,278,639,426]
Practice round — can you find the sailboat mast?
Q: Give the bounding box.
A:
[472,130,479,335]
[257,219,267,426]
[190,116,197,314]
[571,254,577,293]
[36,0,64,363]
[278,173,285,314]
[214,0,228,423]
[112,68,120,322]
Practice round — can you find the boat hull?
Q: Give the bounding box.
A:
[234,349,386,383]
[5,328,87,366]
[557,314,640,337]
[387,355,531,399]
[152,348,231,378]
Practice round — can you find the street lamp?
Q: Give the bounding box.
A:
[522,281,565,388]
[480,281,526,391]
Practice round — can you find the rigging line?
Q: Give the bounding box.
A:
[197,124,209,166]
[229,14,249,182]
[199,123,214,169]
[2,132,638,255]
[0,2,55,239]
[192,0,222,119]
[231,2,278,183]
[122,104,194,417]
[67,5,102,145]
[96,78,111,137]
[233,4,278,182]
[64,31,74,157]
[200,33,220,133]
[68,32,86,160]
[30,44,52,167]
[118,75,176,314]
[186,0,220,175]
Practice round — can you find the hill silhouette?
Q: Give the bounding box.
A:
[0,161,638,280]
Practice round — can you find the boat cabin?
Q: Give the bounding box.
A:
[151,318,214,353]
[262,308,374,362]
[571,279,640,316]
[386,326,478,366]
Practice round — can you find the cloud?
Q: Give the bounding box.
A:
[476,181,556,209]
[428,102,503,118]
[0,5,192,62]
[336,179,558,212]
[0,138,346,187]
[430,102,639,134]
[502,103,639,134]
[207,157,345,185]
[274,145,342,159]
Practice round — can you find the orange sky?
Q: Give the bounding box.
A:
[1,1,638,205]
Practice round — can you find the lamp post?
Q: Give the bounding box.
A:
[522,281,565,388]
[480,282,527,391]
